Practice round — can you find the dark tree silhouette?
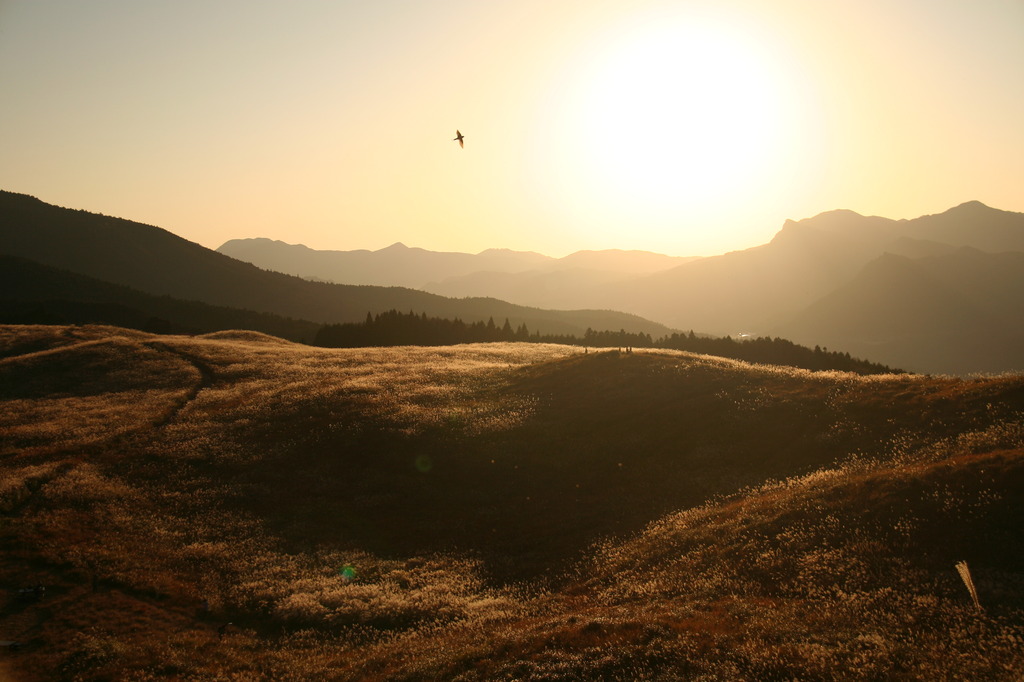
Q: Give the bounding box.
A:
[313,310,898,374]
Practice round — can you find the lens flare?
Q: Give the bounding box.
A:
[414,453,433,473]
[338,564,357,583]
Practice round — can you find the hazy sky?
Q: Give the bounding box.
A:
[2,0,1022,257]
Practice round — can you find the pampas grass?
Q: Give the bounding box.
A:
[956,560,982,611]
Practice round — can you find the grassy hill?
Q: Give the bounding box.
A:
[1,325,1022,679]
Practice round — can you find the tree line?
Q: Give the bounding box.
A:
[313,309,898,375]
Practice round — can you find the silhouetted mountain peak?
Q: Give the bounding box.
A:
[226,237,310,248]
[911,200,1011,223]
[937,200,1018,220]
[381,242,409,251]
[810,208,865,220]
[907,201,1024,253]
[783,208,867,229]
[772,209,899,251]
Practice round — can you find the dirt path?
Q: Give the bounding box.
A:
[144,341,217,427]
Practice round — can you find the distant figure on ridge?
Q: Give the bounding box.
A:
[453,130,465,148]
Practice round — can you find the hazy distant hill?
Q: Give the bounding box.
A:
[433,202,1024,375]
[425,220,885,327]
[604,202,1024,333]
[553,248,697,273]
[427,204,1024,362]
[883,200,1024,252]
[218,237,696,292]
[554,201,1024,375]
[602,216,892,333]
[207,199,1024,376]
[302,202,1023,373]
[423,267,641,310]
[420,249,699,309]
[0,191,673,338]
[218,238,554,287]
[774,248,1024,374]
[423,209,910,327]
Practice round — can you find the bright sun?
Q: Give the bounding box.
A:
[539,16,802,244]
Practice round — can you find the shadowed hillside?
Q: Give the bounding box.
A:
[0,255,321,341]
[1,324,1022,679]
[602,202,1024,338]
[0,191,672,339]
[775,248,1024,374]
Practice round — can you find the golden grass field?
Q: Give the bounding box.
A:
[1,324,1023,680]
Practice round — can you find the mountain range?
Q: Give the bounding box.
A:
[3,189,1023,374]
[217,238,696,289]
[220,201,1024,375]
[0,191,672,340]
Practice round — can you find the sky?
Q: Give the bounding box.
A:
[1,0,1023,258]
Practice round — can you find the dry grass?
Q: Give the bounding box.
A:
[1,324,1023,680]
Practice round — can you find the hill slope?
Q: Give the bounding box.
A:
[0,254,321,340]
[2,324,1022,679]
[605,202,1024,335]
[775,248,1024,374]
[0,190,672,337]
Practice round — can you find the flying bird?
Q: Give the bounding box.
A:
[453,130,464,148]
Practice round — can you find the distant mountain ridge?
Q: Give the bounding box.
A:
[774,247,1024,375]
[606,201,1024,333]
[218,238,554,288]
[217,237,697,288]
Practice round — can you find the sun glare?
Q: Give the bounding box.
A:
[585,25,785,194]
[534,16,807,250]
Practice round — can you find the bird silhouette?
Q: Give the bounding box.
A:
[453,130,464,148]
